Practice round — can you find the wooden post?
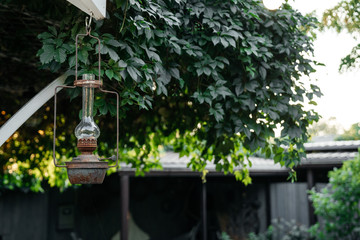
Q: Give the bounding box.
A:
[265,183,271,227]
[120,175,129,240]
[307,169,316,225]
[201,182,207,240]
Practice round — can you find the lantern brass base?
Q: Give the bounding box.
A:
[66,138,108,184]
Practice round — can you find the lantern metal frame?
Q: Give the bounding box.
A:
[53,17,119,184]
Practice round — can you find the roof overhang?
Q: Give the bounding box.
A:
[117,143,360,177]
[67,0,106,20]
[118,152,288,177]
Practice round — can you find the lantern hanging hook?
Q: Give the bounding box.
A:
[85,12,94,34]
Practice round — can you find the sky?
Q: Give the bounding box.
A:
[289,0,360,131]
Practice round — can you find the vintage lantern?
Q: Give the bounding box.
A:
[53,17,119,184]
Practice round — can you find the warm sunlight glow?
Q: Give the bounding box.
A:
[38,130,45,136]
[263,0,283,10]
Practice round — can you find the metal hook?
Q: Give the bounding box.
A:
[85,12,93,33]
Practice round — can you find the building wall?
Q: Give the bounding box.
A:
[0,174,120,240]
[270,183,310,227]
[0,175,321,240]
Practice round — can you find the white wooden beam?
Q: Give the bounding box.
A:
[66,0,106,20]
[0,75,66,147]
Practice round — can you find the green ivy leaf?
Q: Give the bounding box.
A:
[38,32,53,40]
[217,86,232,99]
[108,48,120,62]
[127,66,140,81]
[203,67,211,76]
[227,37,236,48]
[118,60,127,68]
[220,38,229,48]
[78,48,89,64]
[209,103,224,122]
[106,69,114,80]
[48,26,57,36]
[169,68,180,79]
[107,39,122,47]
[68,55,76,68]
[54,48,66,64]
[99,103,108,115]
[40,45,55,64]
[211,36,220,46]
[108,102,117,116]
[259,66,267,80]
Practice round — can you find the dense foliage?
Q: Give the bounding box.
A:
[309,154,360,240]
[1,0,321,190]
[321,0,360,71]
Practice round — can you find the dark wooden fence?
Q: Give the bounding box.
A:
[0,192,48,240]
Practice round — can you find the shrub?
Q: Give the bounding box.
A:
[309,153,360,240]
[248,218,310,240]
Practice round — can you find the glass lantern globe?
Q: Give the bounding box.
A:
[74,73,101,140]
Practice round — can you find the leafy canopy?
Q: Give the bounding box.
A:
[1,0,321,191]
[321,0,360,71]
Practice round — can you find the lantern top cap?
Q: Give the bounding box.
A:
[74,78,102,88]
[74,73,102,88]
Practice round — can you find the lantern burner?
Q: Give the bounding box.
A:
[77,137,97,153]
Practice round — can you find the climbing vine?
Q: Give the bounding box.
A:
[1,0,321,191]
